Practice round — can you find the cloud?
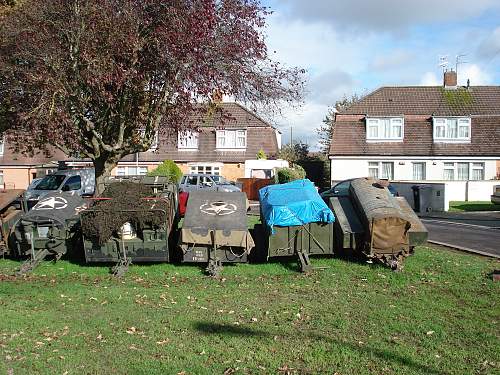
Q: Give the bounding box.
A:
[371,50,415,71]
[273,0,500,33]
[307,70,355,106]
[476,27,500,60]
[457,64,492,85]
[420,72,440,86]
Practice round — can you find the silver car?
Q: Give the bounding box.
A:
[179,174,241,193]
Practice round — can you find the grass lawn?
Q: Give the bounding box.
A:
[449,201,499,212]
[0,247,498,375]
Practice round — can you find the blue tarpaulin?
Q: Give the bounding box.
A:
[259,179,335,232]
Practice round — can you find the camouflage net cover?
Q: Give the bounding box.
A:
[81,182,169,245]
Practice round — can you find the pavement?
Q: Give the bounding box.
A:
[419,211,500,258]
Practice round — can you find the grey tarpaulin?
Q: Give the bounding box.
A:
[23,191,87,226]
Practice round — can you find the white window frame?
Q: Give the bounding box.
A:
[412,162,426,180]
[442,162,485,181]
[433,117,471,143]
[216,129,247,149]
[189,164,221,175]
[366,117,404,142]
[116,166,148,176]
[368,161,394,180]
[0,137,4,156]
[178,131,199,150]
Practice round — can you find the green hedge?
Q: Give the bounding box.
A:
[275,165,306,184]
[147,160,183,183]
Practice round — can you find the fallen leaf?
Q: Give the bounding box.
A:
[426,331,435,336]
[156,339,170,345]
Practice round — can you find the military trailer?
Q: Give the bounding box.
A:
[329,177,428,270]
[13,191,87,274]
[179,191,254,276]
[80,176,178,276]
[0,189,24,256]
[257,179,335,272]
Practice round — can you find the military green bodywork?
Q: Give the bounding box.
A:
[255,221,333,272]
[0,189,24,256]
[13,192,86,274]
[81,177,177,275]
[328,178,428,270]
[179,191,254,276]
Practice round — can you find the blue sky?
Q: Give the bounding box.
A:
[261,0,500,149]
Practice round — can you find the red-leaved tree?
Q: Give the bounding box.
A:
[0,0,304,193]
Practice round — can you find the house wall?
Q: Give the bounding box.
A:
[331,158,497,182]
[0,167,33,189]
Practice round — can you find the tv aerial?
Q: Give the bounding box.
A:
[438,55,449,72]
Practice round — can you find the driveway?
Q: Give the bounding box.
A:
[420,211,500,258]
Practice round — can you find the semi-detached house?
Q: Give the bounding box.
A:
[0,102,282,189]
[329,71,500,186]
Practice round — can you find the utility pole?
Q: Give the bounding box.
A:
[290,126,293,145]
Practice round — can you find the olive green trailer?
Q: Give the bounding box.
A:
[0,189,24,256]
[258,221,334,272]
[13,192,86,275]
[179,191,254,276]
[329,178,428,270]
[81,177,178,276]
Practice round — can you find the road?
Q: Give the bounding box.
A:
[421,215,500,258]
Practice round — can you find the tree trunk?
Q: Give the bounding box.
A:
[93,155,120,196]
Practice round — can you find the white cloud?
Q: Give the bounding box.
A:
[477,27,500,60]
[420,72,440,86]
[274,0,500,33]
[371,50,415,71]
[458,64,492,85]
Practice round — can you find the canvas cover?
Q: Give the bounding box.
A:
[350,178,411,253]
[259,179,335,232]
[181,191,254,250]
[22,191,87,226]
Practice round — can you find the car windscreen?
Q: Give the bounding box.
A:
[33,175,66,190]
[212,175,229,185]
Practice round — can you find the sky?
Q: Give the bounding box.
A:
[262,0,500,150]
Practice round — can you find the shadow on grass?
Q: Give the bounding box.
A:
[449,201,499,212]
[193,321,447,375]
[193,322,269,337]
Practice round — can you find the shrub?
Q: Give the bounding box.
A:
[256,148,267,160]
[147,160,183,183]
[275,165,306,184]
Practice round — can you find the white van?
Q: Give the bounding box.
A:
[24,169,95,209]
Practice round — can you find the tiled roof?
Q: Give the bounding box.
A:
[341,86,500,116]
[330,86,500,157]
[0,102,279,166]
[330,117,500,156]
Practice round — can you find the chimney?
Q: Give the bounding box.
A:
[443,70,457,88]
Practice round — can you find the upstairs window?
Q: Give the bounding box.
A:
[216,130,246,149]
[433,117,471,142]
[0,137,4,155]
[178,131,199,150]
[366,118,404,141]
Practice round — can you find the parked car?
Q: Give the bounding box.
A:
[320,178,398,201]
[491,185,500,205]
[24,169,95,209]
[178,174,241,193]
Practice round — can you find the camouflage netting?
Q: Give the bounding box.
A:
[81,182,169,245]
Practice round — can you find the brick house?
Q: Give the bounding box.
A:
[0,102,282,189]
[329,71,500,184]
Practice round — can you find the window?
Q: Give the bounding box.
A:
[442,162,485,181]
[0,170,3,187]
[216,130,247,149]
[471,163,484,180]
[189,165,221,175]
[64,176,82,191]
[186,175,198,186]
[433,118,471,142]
[116,166,148,176]
[412,162,426,180]
[366,118,404,141]
[0,137,4,155]
[149,131,159,151]
[178,131,199,149]
[368,162,394,180]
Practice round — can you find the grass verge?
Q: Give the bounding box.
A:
[449,201,499,212]
[0,247,498,375]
